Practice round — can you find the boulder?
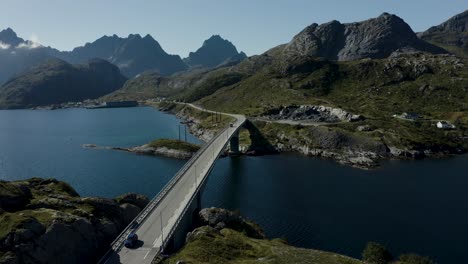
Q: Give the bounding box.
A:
[199,208,265,239]
[115,193,149,209]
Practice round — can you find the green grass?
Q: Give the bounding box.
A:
[149,139,200,152]
[178,105,236,134]
[164,227,363,264]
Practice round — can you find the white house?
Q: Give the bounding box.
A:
[437,121,455,129]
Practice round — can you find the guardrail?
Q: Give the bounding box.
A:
[159,123,242,252]
[98,112,242,263]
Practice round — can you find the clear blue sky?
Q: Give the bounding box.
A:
[1,0,466,57]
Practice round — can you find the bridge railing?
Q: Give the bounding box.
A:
[99,118,240,262]
[159,124,239,252]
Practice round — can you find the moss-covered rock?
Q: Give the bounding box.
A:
[0,178,149,264]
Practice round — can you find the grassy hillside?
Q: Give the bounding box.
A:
[164,227,363,264]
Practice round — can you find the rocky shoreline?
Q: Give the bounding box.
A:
[156,102,466,169]
[83,140,200,160]
[162,207,365,264]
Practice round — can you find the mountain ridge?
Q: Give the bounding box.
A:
[418,9,468,57]
[284,12,446,61]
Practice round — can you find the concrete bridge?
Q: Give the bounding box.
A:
[100,104,246,264]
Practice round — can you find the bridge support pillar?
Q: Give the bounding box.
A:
[230,130,240,154]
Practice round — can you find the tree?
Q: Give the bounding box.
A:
[362,242,393,264]
[398,253,434,264]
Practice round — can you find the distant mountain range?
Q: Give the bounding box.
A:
[108,11,467,102]
[53,34,188,77]
[0,30,247,84]
[1,10,467,110]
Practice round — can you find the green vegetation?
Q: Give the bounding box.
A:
[149,139,200,152]
[396,254,434,264]
[361,242,435,264]
[193,53,468,155]
[164,227,363,264]
[362,242,393,264]
[176,104,236,134]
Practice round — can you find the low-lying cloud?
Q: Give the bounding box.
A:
[0,41,11,49]
[17,41,42,49]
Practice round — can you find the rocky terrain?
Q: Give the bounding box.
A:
[261,105,364,123]
[0,58,127,109]
[0,178,149,264]
[163,207,364,264]
[284,13,445,61]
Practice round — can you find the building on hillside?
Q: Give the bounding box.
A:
[392,112,422,121]
[436,121,456,129]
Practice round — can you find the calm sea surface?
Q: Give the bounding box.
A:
[0,107,467,263]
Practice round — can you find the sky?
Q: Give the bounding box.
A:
[0,0,466,57]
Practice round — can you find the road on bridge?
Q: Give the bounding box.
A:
[101,104,245,264]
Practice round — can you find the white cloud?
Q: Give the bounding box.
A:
[17,40,42,49]
[0,41,11,49]
[16,33,43,49]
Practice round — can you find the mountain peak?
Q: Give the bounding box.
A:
[0,27,24,46]
[186,35,246,68]
[285,13,445,61]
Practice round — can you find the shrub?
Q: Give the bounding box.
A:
[398,253,434,264]
[362,242,393,264]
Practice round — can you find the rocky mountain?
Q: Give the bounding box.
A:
[0,28,24,47]
[0,29,248,85]
[0,58,127,109]
[284,13,446,61]
[57,34,188,77]
[0,28,55,85]
[418,10,468,57]
[0,178,149,264]
[105,12,468,168]
[184,35,247,68]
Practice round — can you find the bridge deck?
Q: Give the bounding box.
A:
[102,105,245,264]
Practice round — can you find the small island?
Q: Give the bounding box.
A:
[102,139,201,159]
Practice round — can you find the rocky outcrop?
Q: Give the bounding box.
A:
[188,207,265,241]
[261,105,363,123]
[0,178,149,264]
[284,13,446,61]
[115,144,196,159]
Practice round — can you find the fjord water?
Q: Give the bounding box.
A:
[0,107,466,263]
